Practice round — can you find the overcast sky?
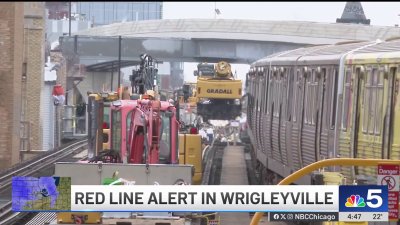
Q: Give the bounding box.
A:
[159,2,400,83]
[163,2,400,26]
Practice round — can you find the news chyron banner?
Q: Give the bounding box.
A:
[12,177,389,222]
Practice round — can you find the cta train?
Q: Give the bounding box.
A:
[246,38,400,184]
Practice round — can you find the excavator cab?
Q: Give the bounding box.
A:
[107,98,179,165]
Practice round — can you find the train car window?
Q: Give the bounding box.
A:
[262,75,266,113]
[293,69,301,122]
[305,69,318,125]
[274,70,279,117]
[362,67,382,135]
[323,68,331,129]
[259,77,262,113]
[304,70,310,124]
[272,72,277,117]
[330,68,339,129]
[274,70,283,118]
[281,68,287,119]
[313,70,318,125]
[264,68,269,114]
[287,67,294,121]
[342,68,352,131]
[320,67,327,129]
[374,68,384,135]
[277,69,281,117]
[247,80,252,128]
[368,69,377,134]
[259,72,266,113]
[260,76,263,112]
[362,69,370,133]
[255,76,258,112]
[312,71,316,124]
[268,70,274,115]
[255,78,259,114]
[259,78,263,114]
[252,79,255,108]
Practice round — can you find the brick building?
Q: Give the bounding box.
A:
[0,3,24,169]
[0,2,45,169]
[22,2,46,152]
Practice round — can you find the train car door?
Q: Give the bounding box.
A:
[320,67,338,161]
[291,68,303,170]
[270,67,284,164]
[259,68,268,160]
[301,67,325,166]
[353,66,388,176]
[255,74,261,153]
[266,68,275,160]
[279,67,289,166]
[338,67,353,178]
[250,77,256,131]
[389,66,400,160]
[315,67,327,161]
[284,67,294,168]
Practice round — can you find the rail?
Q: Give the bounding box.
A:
[0,139,87,225]
[249,158,400,225]
[0,138,86,179]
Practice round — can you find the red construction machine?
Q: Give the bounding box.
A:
[54,54,196,225]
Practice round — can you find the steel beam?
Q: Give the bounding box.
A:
[60,36,307,70]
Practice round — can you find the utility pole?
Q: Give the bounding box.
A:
[214,2,221,19]
[117,36,122,89]
[214,2,216,19]
[69,2,72,36]
[111,62,114,91]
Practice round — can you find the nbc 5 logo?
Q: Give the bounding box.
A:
[344,190,382,208]
[339,186,388,212]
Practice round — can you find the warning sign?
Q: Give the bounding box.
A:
[377,164,399,220]
[381,176,396,190]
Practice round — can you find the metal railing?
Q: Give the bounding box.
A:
[62,105,87,138]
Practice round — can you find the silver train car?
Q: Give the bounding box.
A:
[246,38,400,184]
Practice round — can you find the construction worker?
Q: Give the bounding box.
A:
[146,90,155,100]
[199,128,207,140]
[206,127,214,143]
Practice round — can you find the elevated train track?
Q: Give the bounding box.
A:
[0,139,88,225]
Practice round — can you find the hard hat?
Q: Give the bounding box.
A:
[146,90,155,98]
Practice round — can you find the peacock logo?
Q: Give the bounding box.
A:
[345,194,366,207]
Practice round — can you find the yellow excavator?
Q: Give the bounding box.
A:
[195,61,242,121]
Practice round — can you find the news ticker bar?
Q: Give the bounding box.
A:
[269,212,389,222]
[12,177,391,222]
[70,185,340,211]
